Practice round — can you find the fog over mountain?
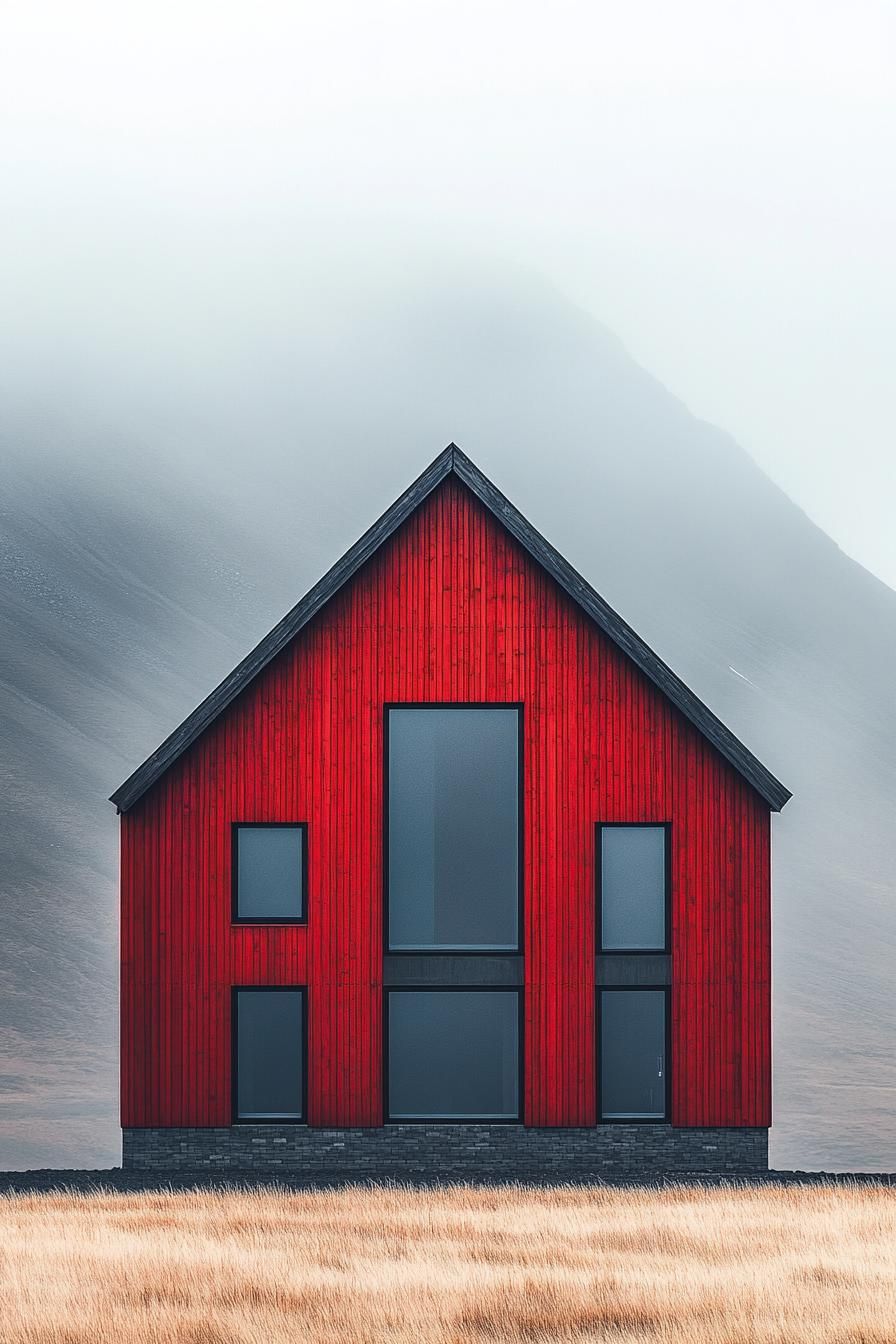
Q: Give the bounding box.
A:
[1,258,894,1171]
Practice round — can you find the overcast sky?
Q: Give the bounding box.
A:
[2,1,894,585]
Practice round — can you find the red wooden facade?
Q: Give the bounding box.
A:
[120,471,773,1130]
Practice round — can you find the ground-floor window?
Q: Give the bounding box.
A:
[228,984,673,1126]
[599,988,668,1120]
[386,988,521,1120]
[233,987,306,1121]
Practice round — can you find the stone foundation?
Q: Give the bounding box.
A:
[123,1124,768,1178]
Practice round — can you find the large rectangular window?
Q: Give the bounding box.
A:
[387,706,520,950]
[233,988,305,1121]
[387,989,520,1120]
[598,824,668,951]
[599,989,667,1120]
[233,824,306,923]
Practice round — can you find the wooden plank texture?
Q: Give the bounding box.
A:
[112,446,790,813]
[120,477,772,1129]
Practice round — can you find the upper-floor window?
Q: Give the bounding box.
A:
[233,824,306,923]
[386,706,520,951]
[598,824,668,952]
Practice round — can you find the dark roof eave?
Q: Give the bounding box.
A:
[111,443,791,813]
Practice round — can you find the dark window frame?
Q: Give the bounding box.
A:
[231,985,308,1124]
[597,985,671,1124]
[595,822,672,955]
[384,985,524,1123]
[383,703,524,955]
[231,822,309,926]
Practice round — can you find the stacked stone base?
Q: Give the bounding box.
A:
[123,1124,767,1178]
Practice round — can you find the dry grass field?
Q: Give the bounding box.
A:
[0,1182,894,1343]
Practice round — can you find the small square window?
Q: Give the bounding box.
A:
[233,825,306,922]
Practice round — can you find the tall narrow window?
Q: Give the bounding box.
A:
[233,989,305,1121]
[387,989,520,1120]
[387,707,520,950]
[599,989,667,1120]
[233,824,306,923]
[598,824,668,951]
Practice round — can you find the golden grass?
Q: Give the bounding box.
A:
[0,1182,894,1343]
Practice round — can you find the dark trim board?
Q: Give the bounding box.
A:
[111,445,791,813]
[596,954,671,986]
[383,955,523,986]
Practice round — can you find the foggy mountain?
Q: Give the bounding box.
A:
[1,262,893,1170]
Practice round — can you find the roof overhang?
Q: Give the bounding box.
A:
[111,444,791,813]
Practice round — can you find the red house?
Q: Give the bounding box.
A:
[113,446,790,1176]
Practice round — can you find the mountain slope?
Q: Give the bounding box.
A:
[0,267,892,1169]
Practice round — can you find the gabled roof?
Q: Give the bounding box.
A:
[111,444,791,812]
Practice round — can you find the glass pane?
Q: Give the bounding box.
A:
[600,826,666,949]
[236,990,303,1119]
[388,707,519,949]
[388,991,519,1119]
[600,990,666,1119]
[237,826,304,920]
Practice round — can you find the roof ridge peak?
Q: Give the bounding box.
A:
[111,444,790,812]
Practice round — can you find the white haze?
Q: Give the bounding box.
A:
[2,0,895,585]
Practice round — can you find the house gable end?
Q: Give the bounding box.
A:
[110,444,790,812]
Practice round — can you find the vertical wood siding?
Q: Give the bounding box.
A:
[121,478,771,1129]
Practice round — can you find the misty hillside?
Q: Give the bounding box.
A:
[1,267,894,1170]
